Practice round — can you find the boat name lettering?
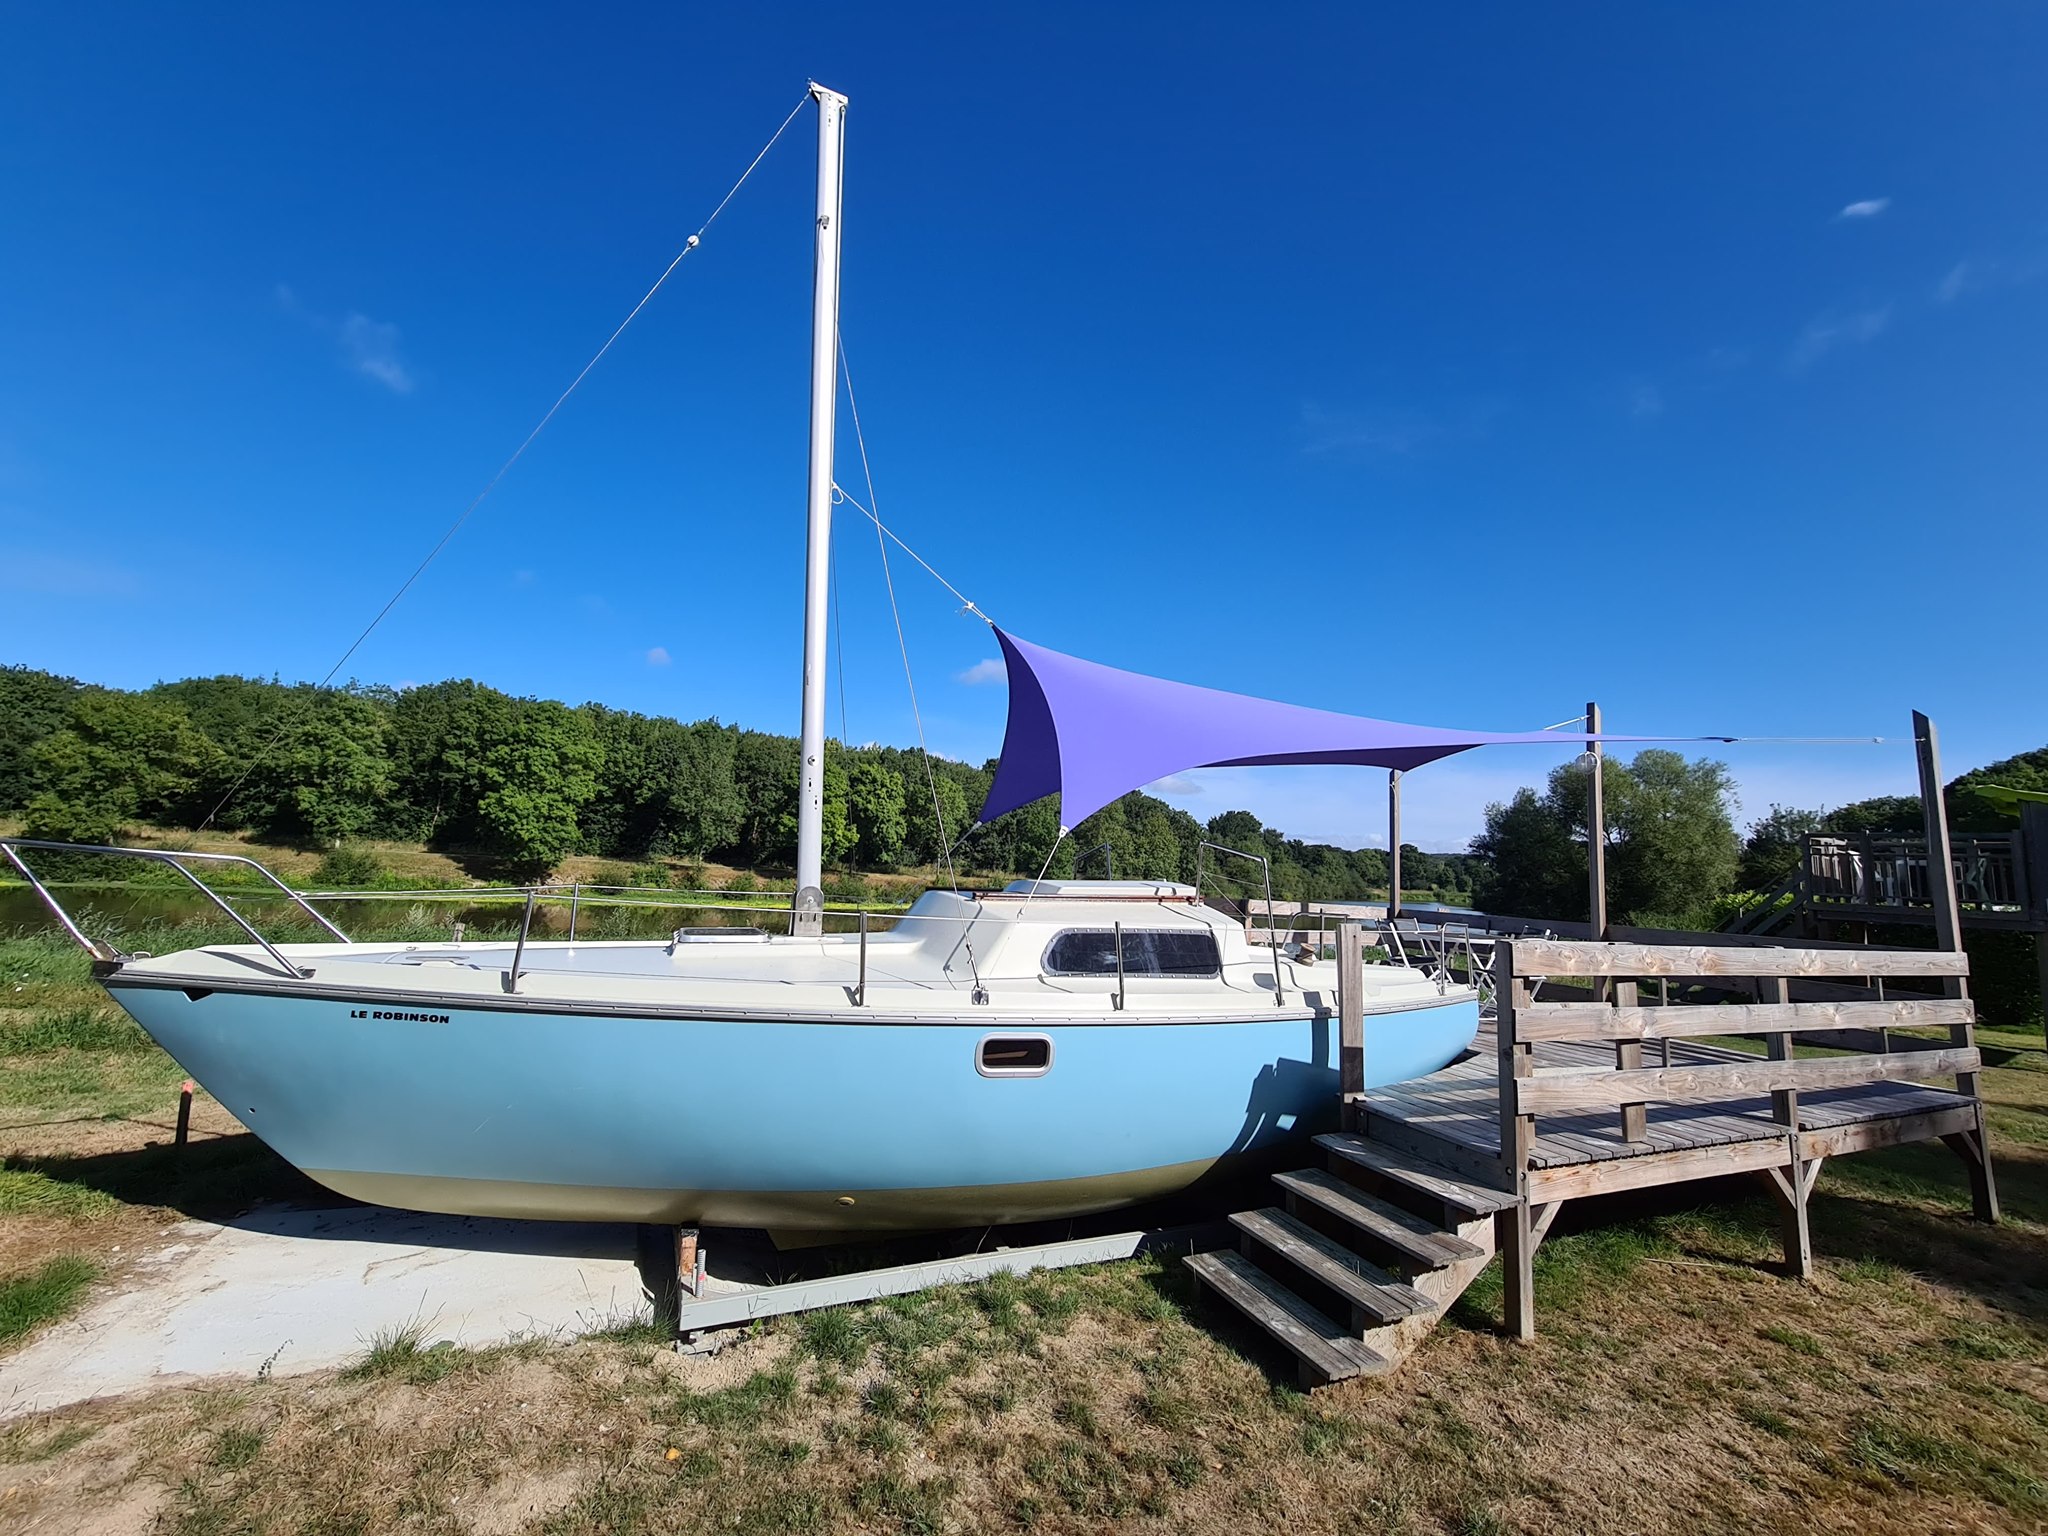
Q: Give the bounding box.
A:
[349,1007,452,1024]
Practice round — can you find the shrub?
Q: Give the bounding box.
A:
[724,871,759,894]
[824,872,870,904]
[311,846,387,888]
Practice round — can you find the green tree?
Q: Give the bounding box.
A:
[0,665,83,812]
[902,770,970,868]
[229,691,393,844]
[1470,786,1582,918]
[1470,752,1740,925]
[434,689,602,872]
[846,756,908,869]
[1820,796,1924,839]
[22,691,221,843]
[1604,750,1741,923]
[1740,804,1824,891]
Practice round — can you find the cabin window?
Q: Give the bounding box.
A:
[1041,929,1221,978]
[978,1034,1053,1077]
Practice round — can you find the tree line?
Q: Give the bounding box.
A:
[0,664,1485,898]
[1467,743,2048,929]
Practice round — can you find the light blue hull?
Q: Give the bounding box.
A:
[110,983,1479,1229]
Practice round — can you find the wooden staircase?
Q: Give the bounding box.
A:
[1185,1131,1517,1388]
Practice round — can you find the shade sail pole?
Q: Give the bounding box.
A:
[1388,770,1402,920]
[1587,701,1607,939]
[793,83,847,937]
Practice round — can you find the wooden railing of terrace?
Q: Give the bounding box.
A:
[1488,938,1997,1338]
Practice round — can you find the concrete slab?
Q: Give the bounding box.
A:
[0,1205,669,1419]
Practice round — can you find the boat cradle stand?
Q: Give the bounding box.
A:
[645,1222,1226,1351]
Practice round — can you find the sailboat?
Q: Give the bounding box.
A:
[3,84,1647,1234]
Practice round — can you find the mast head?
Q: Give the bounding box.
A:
[809,81,848,109]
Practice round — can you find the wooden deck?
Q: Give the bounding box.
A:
[1364,1032,1980,1197]
[1188,930,2001,1385]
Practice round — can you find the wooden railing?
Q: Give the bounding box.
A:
[1493,939,1980,1181]
[1805,833,2029,915]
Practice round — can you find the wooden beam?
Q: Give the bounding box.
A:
[1799,1103,1977,1160]
[1515,1046,1982,1114]
[1615,978,1647,1143]
[1338,922,1365,1129]
[1514,997,1975,1042]
[1509,938,1970,979]
[1916,709,1998,1225]
[1498,1200,1536,1341]
[1527,1135,1791,1201]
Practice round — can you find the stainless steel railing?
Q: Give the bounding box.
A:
[1,837,351,980]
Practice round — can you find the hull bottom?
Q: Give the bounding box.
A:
[310,1153,1238,1232]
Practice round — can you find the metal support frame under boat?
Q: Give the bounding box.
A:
[1,837,350,980]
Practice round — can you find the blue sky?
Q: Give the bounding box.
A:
[4,5,2044,850]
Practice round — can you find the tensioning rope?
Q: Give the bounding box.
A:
[836,337,965,893]
[200,92,813,829]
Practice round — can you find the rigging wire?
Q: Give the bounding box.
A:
[200,91,813,829]
[836,336,966,893]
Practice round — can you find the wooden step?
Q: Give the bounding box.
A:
[1184,1250,1389,1389]
[1274,1168,1485,1269]
[1229,1207,1435,1327]
[1314,1132,1520,1219]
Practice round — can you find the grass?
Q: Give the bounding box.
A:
[1,921,2046,1532]
[0,1254,97,1343]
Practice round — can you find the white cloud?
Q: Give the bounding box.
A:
[1837,198,1890,220]
[956,658,1006,686]
[645,646,671,666]
[338,313,414,392]
[276,284,415,393]
[1787,304,1892,371]
[1149,773,1206,796]
[1936,262,1973,304]
[1627,382,1664,419]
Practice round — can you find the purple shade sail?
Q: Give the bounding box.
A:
[978,629,1732,828]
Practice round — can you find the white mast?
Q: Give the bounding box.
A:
[793,81,847,936]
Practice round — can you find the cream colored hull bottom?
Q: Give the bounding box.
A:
[308,1155,1231,1233]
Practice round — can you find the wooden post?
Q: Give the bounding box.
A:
[174,1079,194,1155]
[1586,702,1607,939]
[1387,770,1403,920]
[1916,710,1998,1223]
[1760,976,1813,1277]
[1615,980,1646,1142]
[1588,703,1639,1134]
[1338,921,1365,1131]
[1494,941,1536,1340]
[2023,802,2048,1050]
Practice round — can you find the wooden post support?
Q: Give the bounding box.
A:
[1495,941,1537,1340]
[1614,980,1646,1143]
[174,1079,194,1155]
[1586,701,1607,941]
[1759,977,1814,1277]
[1915,710,1998,1223]
[1387,770,1403,920]
[2024,801,2048,1050]
[1338,922,1366,1131]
